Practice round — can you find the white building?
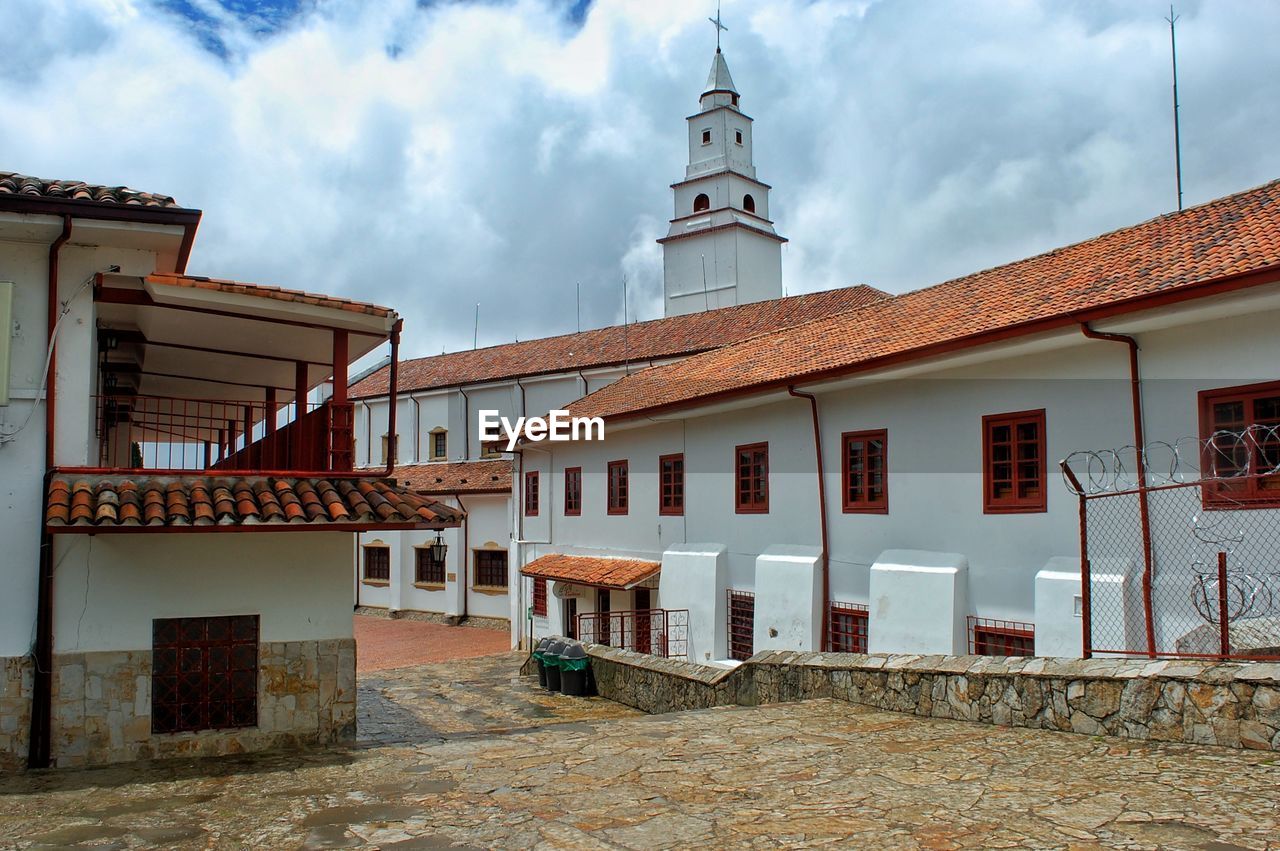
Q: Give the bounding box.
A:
[349,45,875,644]
[514,179,1280,663]
[0,172,460,771]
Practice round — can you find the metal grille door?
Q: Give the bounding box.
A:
[727,590,755,661]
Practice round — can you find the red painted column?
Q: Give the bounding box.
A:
[331,330,349,405]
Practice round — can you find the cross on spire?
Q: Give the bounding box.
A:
[708,2,728,52]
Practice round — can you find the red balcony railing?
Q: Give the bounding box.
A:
[93,394,354,474]
[575,608,689,659]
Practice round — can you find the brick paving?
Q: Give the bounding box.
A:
[1,654,1279,849]
[354,614,510,672]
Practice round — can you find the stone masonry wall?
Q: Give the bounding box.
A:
[48,638,356,769]
[586,646,1280,751]
[0,657,33,772]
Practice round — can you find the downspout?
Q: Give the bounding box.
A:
[411,395,421,462]
[452,493,469,622]
[788,386,830,652]
[1079,323,1156,657]
[30,215,72,769]
[458,386,471,459]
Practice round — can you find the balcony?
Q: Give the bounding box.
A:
[75,271,405,477]
[94,394,354,473]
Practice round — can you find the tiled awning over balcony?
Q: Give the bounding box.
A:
[521,554,660,590]
[46,475,463,533]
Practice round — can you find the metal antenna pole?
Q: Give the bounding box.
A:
[622,275,631,374]
[1166,6,1184,211]
[473,303,479,350]
[576,281,581,333]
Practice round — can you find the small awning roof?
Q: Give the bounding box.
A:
[46,474,463,534]
[521,554,660,590]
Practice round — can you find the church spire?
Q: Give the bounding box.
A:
[703,50,738,99]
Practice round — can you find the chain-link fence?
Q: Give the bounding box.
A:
[1063,427,1280,661]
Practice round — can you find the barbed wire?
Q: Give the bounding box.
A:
[1061,424,1280,496]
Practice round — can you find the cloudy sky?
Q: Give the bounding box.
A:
[3,0,1279,359]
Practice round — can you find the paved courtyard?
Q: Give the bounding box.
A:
[1,654,1279,849]
[354,615,511,672]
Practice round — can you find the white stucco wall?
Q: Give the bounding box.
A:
[0,222,164,659]
[52,532,355,652]
[528,293,1280,657]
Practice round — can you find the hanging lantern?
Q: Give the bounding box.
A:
[430,532,447,564]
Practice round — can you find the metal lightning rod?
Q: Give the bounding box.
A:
[1166,6,1184,211]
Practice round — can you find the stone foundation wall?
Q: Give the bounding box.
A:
[586,647,1280,751]
[0,657,33,772]
[49,638,356,769]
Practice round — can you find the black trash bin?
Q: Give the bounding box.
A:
[559,642,590,697]
[543,639,566,692]
[533,637,553,688]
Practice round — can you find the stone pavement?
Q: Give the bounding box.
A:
[2,654,1279,849]
[357,653,641,746]
[354,616,511,673]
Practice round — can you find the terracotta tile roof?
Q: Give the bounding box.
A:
[349,285,888,398]
[520,553,661,590]
[45,475,463,532]
[569,179,1280,421]
[146,273,394,319]
[0,171,183,208]
[395,460,513,495]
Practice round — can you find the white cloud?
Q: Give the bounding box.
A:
[2,0,1278,361]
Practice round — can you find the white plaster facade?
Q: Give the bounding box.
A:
[515,287,1280,662]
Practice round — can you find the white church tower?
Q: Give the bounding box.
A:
[660,29,786,317]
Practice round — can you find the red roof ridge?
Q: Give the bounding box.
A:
[350,283,889,399]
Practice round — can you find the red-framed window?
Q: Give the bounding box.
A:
[363,545,390,581]
[968,617,1035,656]
[414,548,445,585]
[735,443,769,513]
[1200,381,1280,507]
[982,410,1046,513]
[607,459,628,515]
[524,470,539,516]
[474,550,508,589]
[829,602,869,653]
[564,467,582,515]
[152,614,258,734]
[532,577,547,617]
[659,453,684,516]
[842,430,887,513]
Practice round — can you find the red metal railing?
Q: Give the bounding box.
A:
[829,601,869,653]
[575,608,689,659]
[93,394,355,474]
[727,589,755,661]
[968,616,1036,656]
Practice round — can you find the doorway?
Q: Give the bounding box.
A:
[564,598,577,640]
[634,588,652,654]
[596,588,611,646]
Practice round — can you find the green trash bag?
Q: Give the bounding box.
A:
[559,656,589,672]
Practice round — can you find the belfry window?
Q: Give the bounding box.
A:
[693,193,710,213]
[701,129,711,145]
[735,130,743,145]
[742,194,756,214]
